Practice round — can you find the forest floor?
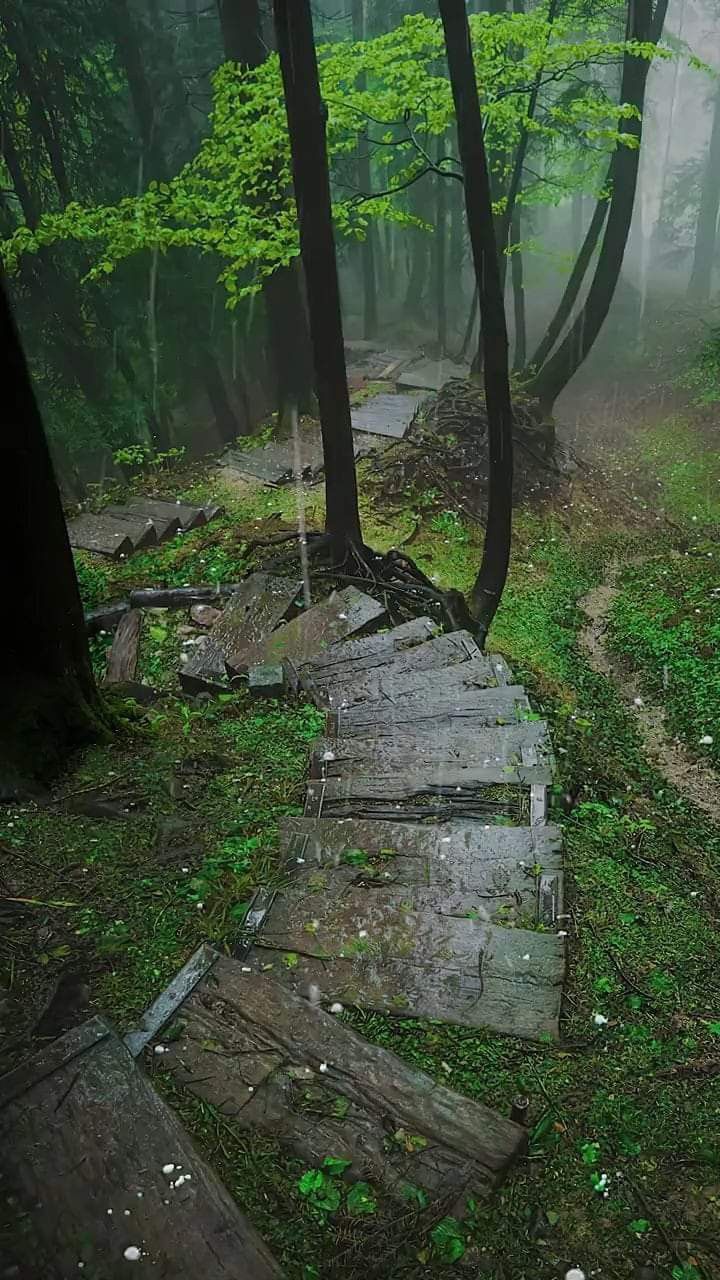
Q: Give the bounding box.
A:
[2,373,720,1280]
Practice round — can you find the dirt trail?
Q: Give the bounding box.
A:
[579,560,720,822]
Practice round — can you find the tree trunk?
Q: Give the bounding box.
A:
[438,0,514,647]
[352,0,379,338]
[220,0,315,420]
[272,0,363,553]
[688,78,720,303]
[435,139,448,354]
[0,272,108,795]
[510,211,526,372]
[525,0,669,413]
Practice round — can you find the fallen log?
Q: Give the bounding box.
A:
[129,584,242,609]
[84,599,130,635]
[104,609,142,683]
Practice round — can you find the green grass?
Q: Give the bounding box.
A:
[637,415,720,525]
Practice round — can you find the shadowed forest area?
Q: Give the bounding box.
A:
[1,1,720,1278]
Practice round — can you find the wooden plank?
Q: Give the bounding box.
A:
[105,504,181,543]
[254,895,564,1041]
[85,599,130,635]
[299,617,438,677]
[159,954,526,1203]
[222,432,325,486]
[350,392,423,439]
[124,944,219,1058]
[396,357,470,392]
[313,721,553,776]
[308,756,552,809]
[319,651,508,710]
[104,609,143,684]
[334,685,531,735]
[179,573,301,694]
[67,514,134,560]
[302,630,485,703]
[125,498,207,531]
[228,587,386,675]
[0,1018,282,1279]
[95,511,160,550]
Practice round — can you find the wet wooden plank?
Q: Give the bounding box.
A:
[253,895,564,1041]
[104,503,180,543]
[334,685,531,735]
[299,617,438,677]
[0,1017,282,1279]
[319,651,509,710]
[350,392,423,439]
[67,514,134,559]
[94,510,160,550]
[104,609,142,684]
[302,630,486,704]
[313,721,553,777]
[396,358,470,392]
[307,754,552,811]
[228,587,386,675]
[179,573,301,694]
[158,954,526,1204]
[125,498,207,531]
[222,431,325,486]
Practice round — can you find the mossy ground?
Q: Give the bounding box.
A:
[3,404,720,1279]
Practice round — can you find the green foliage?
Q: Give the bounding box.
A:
[113,444,186,473]
[677,327,720,406]
[73,552,111,611]
[430,1217,466,1263]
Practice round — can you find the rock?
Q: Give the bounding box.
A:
[190,604,223,628]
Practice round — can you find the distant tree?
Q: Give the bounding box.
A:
[439,0,514,645]
[687,77,720,303]
[0,274,107,796]
[272,0,363,555]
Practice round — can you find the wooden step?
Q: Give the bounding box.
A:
[312,721,553,778]
[180,572,301,694]
[297,616,438,680]
[349,391,423,438]
[253,890,564,1041]
[0,1017,282,1278]
[396,356,470,392]
[227,587,386,676]
[151,952,527,1205]
[332,685,531,736]
[281,816,562,926]
[67,514,135,559]
[105,503,181,542]
[319,652,513,710]
[124,498,214,532]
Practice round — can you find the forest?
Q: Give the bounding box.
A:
[1,1,720,1278]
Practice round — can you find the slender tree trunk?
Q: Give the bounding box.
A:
[688,78,720,303]
[352,0,379,337]
[0,271,107,794]
[526,0,669,412]
[435,138,448,354]
[439,0,514,646]
[219,0,315,421]
[272,0,363,553]
[510,211,526,372]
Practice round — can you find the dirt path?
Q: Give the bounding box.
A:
[579,561,720,822]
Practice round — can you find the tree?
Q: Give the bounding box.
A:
[524,0,670,413]
[688,76,720,303]
[0,272,107,795]
[438,0,514,646]
[352,0,379,338]
[272,0,363,554]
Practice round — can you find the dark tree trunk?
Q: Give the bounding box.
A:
[352,0,379,338]
[510,211,526,372]
[688,79,720,303]
[220,0,315,421]
[525,172,610,374]
[0,273,107,795]
[525,0,669,413]
[438,0,514,646]
[272,0,363,553]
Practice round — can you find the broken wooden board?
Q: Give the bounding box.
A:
[104,608,142,684]
[332,684,531,736]
[228,587,386,675]
[155,953,526,1205]
[281,816,562,926]
[350,392,423,439]
[251,893,564,1041]
[306,757,551,815]
[125,498,218,532]
[222,433,325,487]
[300,629,487,704]
[318,651,512,710]
[396,357,470,392]
[297,616,438,681]
[0,1016,282,1279]
[179,572,301,694]
[66,514,134,559]
[104,503,180,543]
[313,720,553,777]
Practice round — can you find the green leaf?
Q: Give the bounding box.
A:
[149,625,168,644]
[322,1156,352,1176]
[581,1141,600,1165]
[282,952,299,969]
[628,1218,650,1234]
[545,1209,560,1226]
[298,1169,324,1196]
[431,1217,466,1263]
[346,1182,377,1216]
[401,1183,429,1209]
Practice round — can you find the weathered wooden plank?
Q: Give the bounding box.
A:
[228,587,386,675]
[129,584,241,609]
[334,685,531,735]
[104,609,143,684]
[95,510,160,550]
[85,599,131,635]
[319,652,509,710]
[0,1018,282,1279]
[396,357,470,392]
[254,895,564,1041]
[222,433,325,486]
[307,756,552,810]
[105,503,181,543]
[159,954,526,1203]
[313,721,553,777]
[299,617,438,677]
[67,514,134,559]
[179,573,301,694]
[124,944,219,1058]
[302,631,486,704]
[125,498,207,531]
[350,392,423,439]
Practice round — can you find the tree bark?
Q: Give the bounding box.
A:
[688,78,720,303]
[352,0,379,338]
[0,272,108,795]
[435,139,448,354]
[525,0,669,413]
[438,0,514,647]
[510,211,526,372]
[272,0,363,553]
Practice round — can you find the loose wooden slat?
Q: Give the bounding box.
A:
[228,587,386,675]
[158,954,526,1203]
[334,685,531,735]
[298,616,438,677]
[67,514,134,559]
[180,573,301,694]
[0,1018,282,1279]
[349,392,423,439]
[253,894,564,1041]
[104,608,143,684]
[302,631,485,704]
